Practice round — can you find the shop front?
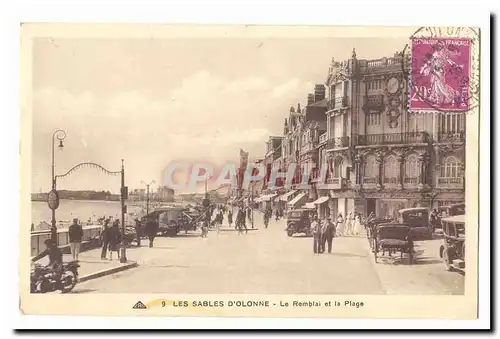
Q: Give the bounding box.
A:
[287,192,307,211]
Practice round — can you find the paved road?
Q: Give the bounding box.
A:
[74,216,464,295]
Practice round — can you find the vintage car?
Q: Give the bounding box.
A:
[439,215,465,273]
[285,208,313,237]
[365,217,394,250]
[432,203,465,231]
[373,223,415,265]
[142,206,200,237]
[396,207,433,239]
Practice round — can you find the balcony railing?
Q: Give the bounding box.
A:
[363,177,378,184]
[383,177,398,184]
[326,136,350,149]
[437,177,463,187]
[357,132,429,146]
[438,131,465,143]
[404,177,419,185]
[319,132,328,144]
[327,97,348,111]
[317,177,345,190]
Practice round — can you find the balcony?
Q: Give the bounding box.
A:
[438,131,465,143]
[319,132,328,144]
[327,97,348,111]
[317,177,345,190]
[363,177,378,185]
[326,136,350,149]
[404,177,419,185]
[437,177,464,189]
[357,132,429,146]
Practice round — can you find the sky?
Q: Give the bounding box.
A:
[31,35,409,194]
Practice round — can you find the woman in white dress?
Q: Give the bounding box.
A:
[335,213,345,237]
[344,212,353,236]
[353,214,363,235]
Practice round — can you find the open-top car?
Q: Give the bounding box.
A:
[285,208,313,237]
[396,207,433,239]
[439,214,465,273]
[373,223,415,265]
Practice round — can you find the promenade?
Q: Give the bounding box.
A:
[72,217,464,295]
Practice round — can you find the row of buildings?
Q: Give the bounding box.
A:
[242,49,465,220]
[129,186,174,202]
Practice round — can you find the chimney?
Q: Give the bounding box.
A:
[307,93,314,105]
[314,84,325,102]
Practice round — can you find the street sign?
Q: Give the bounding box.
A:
[47,189,60,210]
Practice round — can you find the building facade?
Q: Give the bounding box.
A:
[318,49,465,219]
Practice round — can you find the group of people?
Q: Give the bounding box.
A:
[99,217,123,260]
[133,216,159,248]
[310,216,336,254]
[332,212,364,237]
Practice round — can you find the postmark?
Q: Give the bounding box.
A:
[402,27,480,114]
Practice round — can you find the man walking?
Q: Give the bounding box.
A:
[134,218,142,247]
[311,216,321,254]
[321,217,335,254]
[145,216,159,248]
[68,218,83,261]
[101,218,110,259]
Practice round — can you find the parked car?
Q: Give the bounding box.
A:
[439,214,465,273]
[142,206,199,237]
[396,207,433,239]
[285,208,313,237]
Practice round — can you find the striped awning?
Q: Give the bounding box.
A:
[287,192,306,206]
[280,190,297,201]
[312,196,330,205]
[260,193,278,201]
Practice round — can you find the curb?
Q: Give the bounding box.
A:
[79,262,139,283]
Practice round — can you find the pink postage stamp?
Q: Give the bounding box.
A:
[410,37,471,112]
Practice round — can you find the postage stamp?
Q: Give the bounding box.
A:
[410,37,471,112]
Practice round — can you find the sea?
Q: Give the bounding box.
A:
[31,200,145,228]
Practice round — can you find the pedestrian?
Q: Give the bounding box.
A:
[228,210,233,227]
[344,212,353,236]
[311,216,321,254]
[353,213,363,235]
[336,213,345,236]
[108,220,121,260]
[321,217,335,254]
[100,218,110,259]
[68,218,83,261]
[275,208,280,221]
[31,223,35,232]
[145,216,159,248]
[134,218,142,247]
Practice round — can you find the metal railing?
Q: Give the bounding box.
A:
[319,132,328,144]
[438,131,465,143]
[358,132,429,145]
[326,136,350,149]
[327,97,348,111]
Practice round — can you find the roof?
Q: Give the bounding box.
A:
[308,98,327,108]
[398,207,428,213]
[441,215,466,223]
[312,196,329,205]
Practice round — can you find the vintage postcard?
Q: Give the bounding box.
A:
[19,23,481,320]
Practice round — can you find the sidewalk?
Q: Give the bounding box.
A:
[37,246,138,283]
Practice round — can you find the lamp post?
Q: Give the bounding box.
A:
[140,180,155,216]
[48,129,67,244]
[120,159,128,263]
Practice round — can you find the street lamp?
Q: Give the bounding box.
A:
[140,180,155,216]
[48,129,66,244]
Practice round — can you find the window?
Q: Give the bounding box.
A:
[440,114,465,134]
[364,154,378,178]
[333,157,343,178]
[368,113,381,126]
[440,156,462,178]
[404,154,420,184]
[408,113,424,133]
[383,155,399,184]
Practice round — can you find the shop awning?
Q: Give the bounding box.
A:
[312,196,329,205]
[304,202,316,209]
[280,190,297,201]
[287,192,306,206]
[261,193,278,201]
[254,197,263,203]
